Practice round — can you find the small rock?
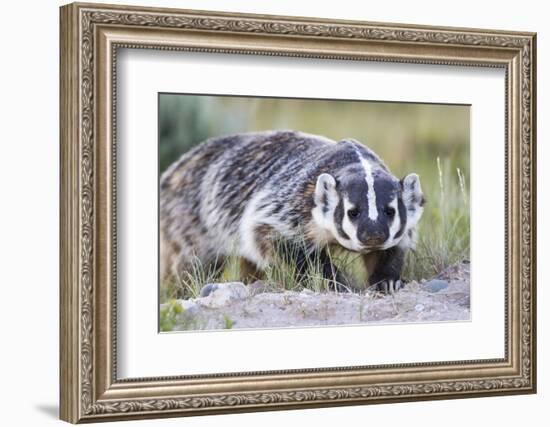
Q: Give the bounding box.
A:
[198,282,249,308]
[415,304,425,312]
[200,283,218,297]
[424,279,449,293]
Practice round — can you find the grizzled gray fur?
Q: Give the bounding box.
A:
[160,130,425,294]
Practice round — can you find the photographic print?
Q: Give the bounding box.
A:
[159,94,470,331]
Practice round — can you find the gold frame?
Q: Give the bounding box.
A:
[60,2,537,423]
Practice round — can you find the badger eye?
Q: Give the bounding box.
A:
[347,208,360,219]
[384,206,396,218]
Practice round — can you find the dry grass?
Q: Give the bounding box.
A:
[402,157,470,280]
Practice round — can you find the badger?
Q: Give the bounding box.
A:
[160,130,425,294]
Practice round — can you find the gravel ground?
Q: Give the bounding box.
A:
[165,262,470,331]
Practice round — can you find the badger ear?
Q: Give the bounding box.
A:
[401,173,425,213]
[314,173,339,212]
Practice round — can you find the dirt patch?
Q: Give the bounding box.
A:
[164,262,470,331]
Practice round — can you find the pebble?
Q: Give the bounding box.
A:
[424,279,449,293]
[200,283,218,297]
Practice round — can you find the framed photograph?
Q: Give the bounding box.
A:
[60,2,537,423]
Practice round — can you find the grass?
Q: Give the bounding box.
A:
[263,238,337,293]
[161,253,227,302]
[402,157,470,279]
[160,157,469,302]
[159,299,183,332]
[223,314,234,329]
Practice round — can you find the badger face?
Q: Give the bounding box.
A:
[312,166,424,253]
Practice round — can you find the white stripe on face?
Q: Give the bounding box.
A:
[354,147,378,221]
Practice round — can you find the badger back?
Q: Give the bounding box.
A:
[161,131,336,236]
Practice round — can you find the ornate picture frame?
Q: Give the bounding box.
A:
[60,2,536,423]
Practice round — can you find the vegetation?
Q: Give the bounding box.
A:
[159,95,470,303]
[159,299,183,331]
[222,314,234,329]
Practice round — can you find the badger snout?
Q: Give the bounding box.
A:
[361,230,387,247]
[364,233,385,246]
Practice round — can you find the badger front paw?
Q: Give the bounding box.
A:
[373,279,405,295]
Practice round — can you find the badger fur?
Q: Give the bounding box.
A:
[160,130,425,294]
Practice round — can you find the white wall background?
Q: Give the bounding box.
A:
[0,0,545,425]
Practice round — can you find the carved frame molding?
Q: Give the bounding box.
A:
[60,2,536,423]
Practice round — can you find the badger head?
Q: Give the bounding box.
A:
[312,163,424,253]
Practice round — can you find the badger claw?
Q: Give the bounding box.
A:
[375,279,404,295]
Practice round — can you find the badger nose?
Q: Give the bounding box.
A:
[364,232,385,246]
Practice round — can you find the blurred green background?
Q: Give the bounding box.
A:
[159,94,469,180]
[159,94,470,287]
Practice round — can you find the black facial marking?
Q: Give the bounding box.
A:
[394,197,407,239]
[347,207,360,219]
[384,206,395,218]
[334,199,350,240]
[373,178,400,216]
